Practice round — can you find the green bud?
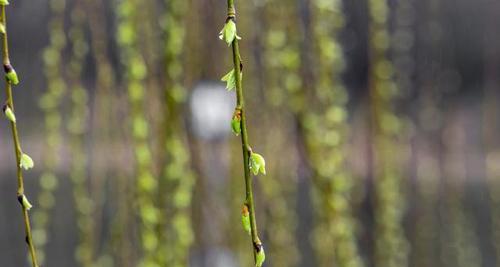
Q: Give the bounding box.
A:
[231,118,241,135]
[255,240,265,267]
[21,195,33,210]
[0,0,9,6]
[231,109,241,135]
[20,153,34,170]
[5,66,19,85]
[3,105,15,123]
[250,152,266,175]
[218,20,241,46]
[241,204,251,235]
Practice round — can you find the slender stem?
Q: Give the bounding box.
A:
[226,0,261,260]
[1,6,39,267]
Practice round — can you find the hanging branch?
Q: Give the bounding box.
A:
[440,113,482,267]
[85,0,116,253]
[305,0,364,266]
[258,1,301,266]
[483,0,500,262]
[368,0,409,266]
[220,0,265,265]
[117,0,159,265]
[85,0,132,264]
[32,0,67,264]
[156,0,195,265]
[402,1,440,266]
[66,2,95,266]
[0,1,39,267]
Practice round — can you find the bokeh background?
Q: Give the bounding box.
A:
[0,0,499,266]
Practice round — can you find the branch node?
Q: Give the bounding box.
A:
[227,7,236,19]
[3,62,11,73]
[16,194,23,205]
[253,239,263,252]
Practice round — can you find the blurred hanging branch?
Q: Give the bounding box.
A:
[117,0,159,266]
[32,0,66,264]
[483,0,500,260]
[368,0,409,266]
[155,0,195,265]
[302,0,365,266]
[66,2,96,266]
[86,0,120,261]
[220,0,265,265]
[440,111,482,267]
[85,0,132,265]
[0,1,39,266]
[256,1,301,267]
[411,1,441,266]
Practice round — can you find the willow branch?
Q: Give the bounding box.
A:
[117,0,159,265]
[368,1,409,266]
[225,0,262,262]
[1,5,39,267]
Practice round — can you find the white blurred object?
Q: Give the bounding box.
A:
[190,82,235,141]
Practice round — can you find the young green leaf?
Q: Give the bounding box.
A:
[218,20,241,46]
[221,69,243,91]
[20,153,34,170]
[21,195,32,210]
[241,204,251,235]
[250,152,266,175]
[5,68,19,85]
[0,0,9,6]
[231,109,242,135]
[221,69,236,91]
[3,105,15,122]
[255,244,266,267]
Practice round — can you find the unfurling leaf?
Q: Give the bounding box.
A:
[3,105,15,122]
[255,242,265,267]
[20,153,34,170]
[218,20,241,46]
[5,68,19,85]
[21,195,32,210]
[221,69,242,91]
[231,109,242,135]
[241,204,251,235]
[221,69,236,91]
[250,152,266,175]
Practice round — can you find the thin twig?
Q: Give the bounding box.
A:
[1,5,39,267]
[225,0,263,262]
